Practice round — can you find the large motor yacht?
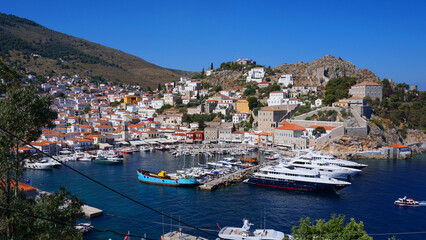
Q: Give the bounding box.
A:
[298,150,368,169]
[246,163,350,192]
[283,157,361,179]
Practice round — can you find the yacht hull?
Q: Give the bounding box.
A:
[247,177,348,192]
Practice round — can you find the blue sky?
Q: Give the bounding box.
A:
[1,0,425,89]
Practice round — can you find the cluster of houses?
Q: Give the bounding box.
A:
[23,59,394,156]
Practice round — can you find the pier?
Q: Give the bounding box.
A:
[81,204,104,218]
[161,231,208,240]
[199,161,277,191]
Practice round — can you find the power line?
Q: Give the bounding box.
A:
[0,206,154,239]
[0,126,217,238]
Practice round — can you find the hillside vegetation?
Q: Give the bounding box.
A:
[0,13,195,86]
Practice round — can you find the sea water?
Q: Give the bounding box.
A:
[23,153,426,240]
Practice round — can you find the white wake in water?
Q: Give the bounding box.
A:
[418,201,426,206]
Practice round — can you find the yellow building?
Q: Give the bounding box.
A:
[236,98,250,113]
[332,99,350,108]
[124,95,142,104]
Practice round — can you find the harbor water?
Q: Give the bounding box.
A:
[23,152,426,240]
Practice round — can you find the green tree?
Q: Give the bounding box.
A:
[54,92,66,98]
[312,126,326,138]
[247,96,260,110]
[210,62,213,70]
[212,85,222,92]
[290,215,372,240]
[83,105,91,114]
[0,59,82,239]
[323,77,357,105]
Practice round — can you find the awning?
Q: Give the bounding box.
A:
[129,140,145,146]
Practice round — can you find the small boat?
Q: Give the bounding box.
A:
[93,156,122,165]
[395,196,419,206]
[140,146,150,152]
[137,170,199,187]
[218,219,288,240]
[155,146,166,151]
[119,148,134,154]
[79,153,94,162]
[75,222,93,233]
[24,161,53,170]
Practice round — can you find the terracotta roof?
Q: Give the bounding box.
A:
[9,181,37,192]
[256,132,273,136]
[307,125,336,130]
[389,144,409,148]
[347,96,365,100]
[276,121,306,131]
[353,81,381,86]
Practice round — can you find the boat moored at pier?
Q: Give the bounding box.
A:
[246,163,350,192]
[137,170,199,187]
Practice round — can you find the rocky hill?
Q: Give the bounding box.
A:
[0,13,195,87]
[274,55,379,87]
[206,55,380,89]
[317,120,426,156]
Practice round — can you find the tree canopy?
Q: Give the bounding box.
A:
[323,77,357,105]
[0,59,83,239]
[289,214,372,240]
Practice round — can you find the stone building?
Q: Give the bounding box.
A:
[349,81,382,101]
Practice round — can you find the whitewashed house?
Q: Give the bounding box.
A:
[151,99,164,109]
[278,74,294,87]
[267,91,288,106]
[246,67,265,83]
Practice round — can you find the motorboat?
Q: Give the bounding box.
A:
[93,156,122,165]
[119,148,134,154]
[75,222,93,233]
[218,219,288,240]
[394,196,419,206]
[140,146,150,152]
[265,154,280,160]
[246,163,350,192]
[79,153,94,162]
[24,160,53,170]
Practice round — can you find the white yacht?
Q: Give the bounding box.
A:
[79,152,94,162]
[284,157,361,179]
[298,150,367,169]
[24,160,53,170]
[218,219,287,240]
[246,163,350,192]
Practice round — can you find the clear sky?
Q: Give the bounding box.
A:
[1,0,425,89]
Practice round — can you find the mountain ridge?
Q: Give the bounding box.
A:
[0,13,195,86]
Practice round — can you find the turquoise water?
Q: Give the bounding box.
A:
[23,152,426,240]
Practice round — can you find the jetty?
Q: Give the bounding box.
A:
[161,231,208,240]
[199,161,278,191]
[81,204,103,218]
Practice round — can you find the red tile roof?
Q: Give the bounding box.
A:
[307,125,336,130]
[388,144,409,148]
[276,121,306,131]
[353,81,381,86]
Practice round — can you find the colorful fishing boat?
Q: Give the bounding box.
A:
[137,170,199,187]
